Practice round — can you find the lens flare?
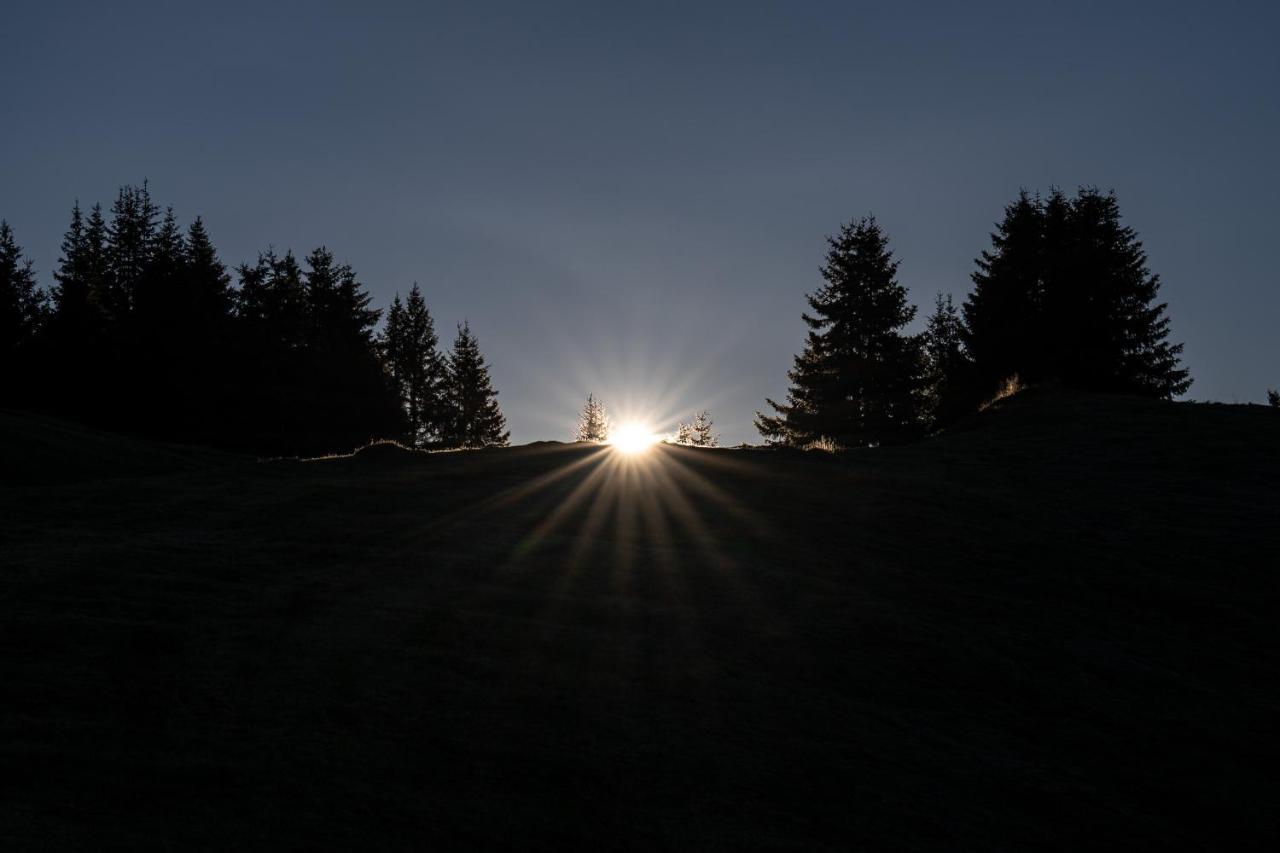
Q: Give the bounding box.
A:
[610,422,660,454]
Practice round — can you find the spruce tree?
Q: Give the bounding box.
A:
[171,217,234,441]
[674,418,693,445]
[0,221,46,401]
[444,321,509,448]
[127,206,188,431]
[756,215,921,447]
[83,204,110,319]
[962,191,1044,395]
[381,293,407,409]
[380,284,447,447]
[576,393,610,441]
[298,247,402,453]
[232,249,312,451]
[45,203,107,419]
[963,188,1190,399]
[691,410,718,447]
[104,183,158,324]
[920,292,973,431]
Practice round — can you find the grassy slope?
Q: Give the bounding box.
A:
[1,392,1277,850]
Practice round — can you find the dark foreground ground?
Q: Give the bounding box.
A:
[2,392,1278,850]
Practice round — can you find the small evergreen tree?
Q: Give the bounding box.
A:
[444,321,508,448]
[0,221,46,400]
[1268,389,1279,408]
[674,419,693,445]
[691,410,718,447]
[920,292,973,431]
[576,393,611,442]
[756,215,921,447]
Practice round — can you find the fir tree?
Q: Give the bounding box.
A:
[691,410,718,447]
[920,292,973,431]
[674,419,693,445]
[104,183,158,323]
[444,321,509,448]
[300,246,402,451]
[44,202,107,419]
[0,221,46,400]
[962,191,1044,395]
[83,204,110,318]
[237,248,309,352]
[184,218,233,335]
[756,216,921,447]
[576,393,610,442]
[963,188,1190,399]
[380,283,447,447]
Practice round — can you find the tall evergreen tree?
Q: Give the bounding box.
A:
[83,204,110,320]
[300,247,402,452]
[50,203,94,333]
[104,183,158,324]
[962,191,1044,394]
[920,292,973,431]
[168,216,234,441]
[126,206,188,431]
[576,393,610,441]
[756,216,921,447]
[0,221,45,401]
[380,283,446,447]
[45,202,107,419]
[231,249,312,451]
[963,188,1190,399]
[444,321,509,448]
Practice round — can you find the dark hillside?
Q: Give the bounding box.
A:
[2,393,1277,849]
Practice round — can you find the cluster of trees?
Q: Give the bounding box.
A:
[674,411,718,447]
[758,188,1196,448]
[381,284,508,449]
[0,184,507,455]
[572,394,719,447]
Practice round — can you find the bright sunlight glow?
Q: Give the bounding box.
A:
[610,422,660,454]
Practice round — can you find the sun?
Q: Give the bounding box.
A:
[609,421,660,454]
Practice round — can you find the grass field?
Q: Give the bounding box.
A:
[2,391,1277,849]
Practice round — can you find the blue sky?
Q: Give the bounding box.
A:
[3,1,1277,443]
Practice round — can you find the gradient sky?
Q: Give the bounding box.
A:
[4,1,1277,444]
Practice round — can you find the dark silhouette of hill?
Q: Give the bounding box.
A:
[2,392,1277,850]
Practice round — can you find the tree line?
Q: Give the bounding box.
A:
[0,184,508,455]
[758,187,1202,448]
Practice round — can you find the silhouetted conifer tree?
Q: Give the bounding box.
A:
[920,292,973,431]
[444,322,508,448]
[756,216,921,447]
[44,203,107,418]
[962,191,1044,395]
[576,393,610,441]
[380,284,447,447]
[232,249,311,450]
[104,183,158,324]
[0,221,45,402]
[964,188,1190,399]
[1268,389,1279,408]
